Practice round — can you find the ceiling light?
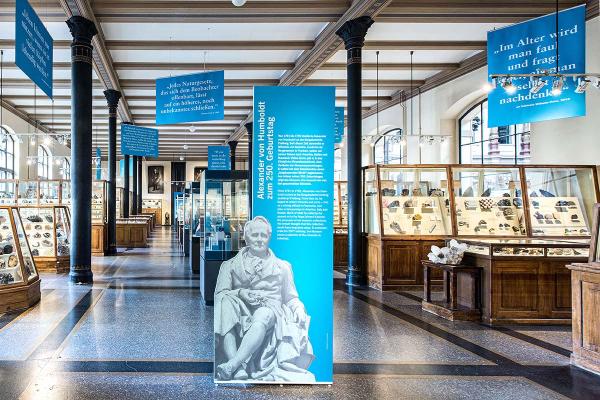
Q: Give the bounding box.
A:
[179,156,184,161]
[232,0,247,6]
[26,158,32,165]
[55,158,62,165]
[529,77,547,94]
[501,78,517,95]
[551,77,564,96]
[183,144,189,150]
[575,78,591,94]
[482,80,495,93]
[43,136,52,146]
[30,137,36,145]
[188,125,196,133]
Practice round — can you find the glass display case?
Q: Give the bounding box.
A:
[334,181,348,232]
[18,206,71,272]
[18,181,38,205]
[0,180,70,206]
[142,199,162,209]
[453,166,526,237]
[175,194,185,226]
[61,180,71,205]
[0,206,41,312]
[524,167,596,237]
[459,238,590,259]
[0,181,16,205]
[116,187,124,218]
[92,180,107,223]
[39,181,60,205]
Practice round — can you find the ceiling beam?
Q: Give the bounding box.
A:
[1,99,52,134]
[58,0,133,123]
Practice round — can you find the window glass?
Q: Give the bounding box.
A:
[37,145,51,179]
[374,129,405,165]
[0,127,15,179]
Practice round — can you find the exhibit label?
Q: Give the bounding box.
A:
[155,70,225,125]
[334,107,345,143]
[251,86,335,383]
[207,146,231,170]
[15,0,53,98]
[121,125,159,158]
[487,5,586,126]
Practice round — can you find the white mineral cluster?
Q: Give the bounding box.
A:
[427,240,468,265]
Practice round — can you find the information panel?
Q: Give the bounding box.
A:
[155,70,225,125]
[215,86,335,384]
[334,107,345,144]
[121,125,159,158]
[207,146,231,171]
[15,0,53,98]
[487,5,586,127]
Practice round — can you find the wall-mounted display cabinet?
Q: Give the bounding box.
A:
[0,180,68,206]
[0,206,41,313]
[142,198,163,225]
[92,180,107,223]
[18,206,71,273]
[363,164,599,291]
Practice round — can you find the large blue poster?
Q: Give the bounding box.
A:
[155,70,225,125]
[15,0,53,98]
[207,146,231,171]
[121,125,159,157]
[334,107,345,143]
[215,87,335,383]
[487,5,586,127]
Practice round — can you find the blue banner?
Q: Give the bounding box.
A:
[95,147,102,180]
[250,86,335,383]
[207,146,230,170]
[15,0,53,98]
[487,5,586,127]
[121,125,159,157]
[334,107,345,143]
[155,70,225,125]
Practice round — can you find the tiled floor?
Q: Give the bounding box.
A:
[1,227,599,399]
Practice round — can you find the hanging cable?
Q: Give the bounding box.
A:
[376,50,379,142]
[1,50,3,132]
[410,50,414,136]
[555,0,560,73]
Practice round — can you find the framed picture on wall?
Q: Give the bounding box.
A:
[148,166,164,194]
[194,167,205,182]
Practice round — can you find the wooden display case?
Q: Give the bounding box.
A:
[116,219,148,247]
[142,199,163,225]
[362,164,600,291]
[0,206,41,313]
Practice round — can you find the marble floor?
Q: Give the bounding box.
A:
[1,227,599,399]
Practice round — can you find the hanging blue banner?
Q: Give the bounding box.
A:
[487,5,586,127]
[155,70,225,125]
[214,86,335,384]
[121,125,159,157]
[15,0,53,98]
[207,146,231,171]
[95,147,102,180]
[334,107,345,143]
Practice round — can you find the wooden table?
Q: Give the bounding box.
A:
[422,260,482,321]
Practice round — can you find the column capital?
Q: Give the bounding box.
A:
[228,141,238,150]
[104,89,122,109]
[66,16,98,45]
[244,122,253,136]
[335,16,374,50]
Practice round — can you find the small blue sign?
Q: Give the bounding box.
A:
[334,107,345,143]
[156,70,225,125]
[15,0,53,98]
[207,146,230,170]
[121,125,159,158]
[95,147,102,180]
[252,86,335,383]
[487,5,586,127]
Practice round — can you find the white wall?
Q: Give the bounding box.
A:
[141,160,172,222]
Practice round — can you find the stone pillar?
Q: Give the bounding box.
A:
[229,141,238,171]
[245,123,253,216]
[132,156,138,215]
[67,16,98,284]
[123,154,130,218]
[137,157,143,212]
[104,89,121,256]
[336,16,373,287]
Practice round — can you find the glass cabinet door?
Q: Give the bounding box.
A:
[18,181,38,205]
[92,181,106,223]
[55,207,71,257]
[19,207,56,257]
[39,181,59,205]
[0,209,24,286]
[525,167,596,237]
[453,167,526,236]
[0,181,16,205]
[379,167,451,236]
[12,209,37,280]
[364,167,380,234]
[61,181,71,205]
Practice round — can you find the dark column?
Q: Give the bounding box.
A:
[137,157,143,211]
[336,16,373,287]
[245,123,253,216]
[229,141,238,171]
[132,156,138,215]
[123,154,130,218]
[104,89,121,256]
[67,16,98,284]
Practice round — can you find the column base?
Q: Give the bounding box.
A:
[106,245,118,256]
[345,269,365,288]
[69,267,94,284]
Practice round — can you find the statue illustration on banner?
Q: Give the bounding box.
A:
[214,216,315,383]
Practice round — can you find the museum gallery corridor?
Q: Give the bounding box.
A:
[0,227,597,400]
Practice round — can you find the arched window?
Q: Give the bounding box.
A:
[374,128,404,165]
[37,145,51,179]
[0,127,16,179]
[458,99,531,164]
[61,158,71,180]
